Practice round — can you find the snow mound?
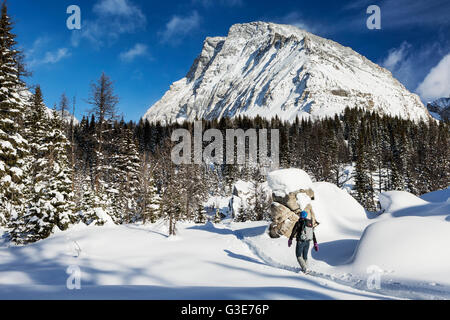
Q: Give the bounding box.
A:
[351,217,450,284]
[379,191,428,213]
[309,182,369,242]
[267,168,313,197]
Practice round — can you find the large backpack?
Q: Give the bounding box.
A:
[299,219,314,241]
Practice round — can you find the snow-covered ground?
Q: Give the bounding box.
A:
[0,221,390,300]
[0,185,448,300]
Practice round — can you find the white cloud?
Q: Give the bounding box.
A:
[28,47,71,67]
[276,12,320,35]
[381,41,412,71]
[120,43,149,62]
[94,0,144,17]
[416,54,450,102]
[160,11,201,45]
[42,48,71,64]
[379,41,447,93]
[71,0,146,48]
[27,37,51,56]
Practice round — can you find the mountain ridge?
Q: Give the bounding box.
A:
[143,21,431,125]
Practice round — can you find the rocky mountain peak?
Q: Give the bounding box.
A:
[143,22,431,125]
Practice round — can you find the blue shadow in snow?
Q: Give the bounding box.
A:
[224,249,266,266]
[311,239,358,267]
[0,284,338,300]
[390,203,450,218]
[187,222,268,240]
[187,222,235,236]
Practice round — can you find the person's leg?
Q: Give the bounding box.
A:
[296,241,308,272]
[295,240,302,259]
[302,241,311,272]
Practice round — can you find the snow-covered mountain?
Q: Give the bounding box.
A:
[427,97,450,121]
[143,22,431,125]
[43,108,79,125]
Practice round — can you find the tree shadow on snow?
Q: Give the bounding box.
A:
[234,225,268,238]
[187,222,268,241]
[0,238,173,291]
[390,202,450,218]
[187,222,236,236]
[311,239,358,266]
[223,249,266,266]
[124,225,169,238]
[0,283,340,300]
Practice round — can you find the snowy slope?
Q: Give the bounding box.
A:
[1,166,448,299]
[143,22,431,125]
[1,186,448,299]
[0,222,389,300]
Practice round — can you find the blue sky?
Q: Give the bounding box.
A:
[9,0,450,121]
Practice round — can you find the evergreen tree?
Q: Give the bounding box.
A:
[138,153,160,224]
[248,168,271,221]
[10,86,76,243]
[195,204,207,224]
[108,125,141,223]
[354,124,376,211]
[77,176,109,226]
[0,1,29,225]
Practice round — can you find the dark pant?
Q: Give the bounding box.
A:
[296,240,310,260]
[295,240,310,272]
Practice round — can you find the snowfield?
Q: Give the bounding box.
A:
[0,221,389,300]
[0,185,449,300]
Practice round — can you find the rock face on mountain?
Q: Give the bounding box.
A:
[143,22,431,124]
[427,97,450,121]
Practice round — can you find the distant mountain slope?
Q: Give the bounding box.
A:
[143,22,431,124]
[427,97,450,121]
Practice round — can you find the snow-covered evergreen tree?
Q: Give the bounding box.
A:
[195,205,207,224]
[249,168,271,221]
[0,2,29,226]
[108,124,141,223]
[76,175,111,226]
[138,153,160,224]
[9,86,76,244]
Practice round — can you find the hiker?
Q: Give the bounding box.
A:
[288,210,318,274]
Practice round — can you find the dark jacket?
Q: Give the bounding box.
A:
[289,219,314,242]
